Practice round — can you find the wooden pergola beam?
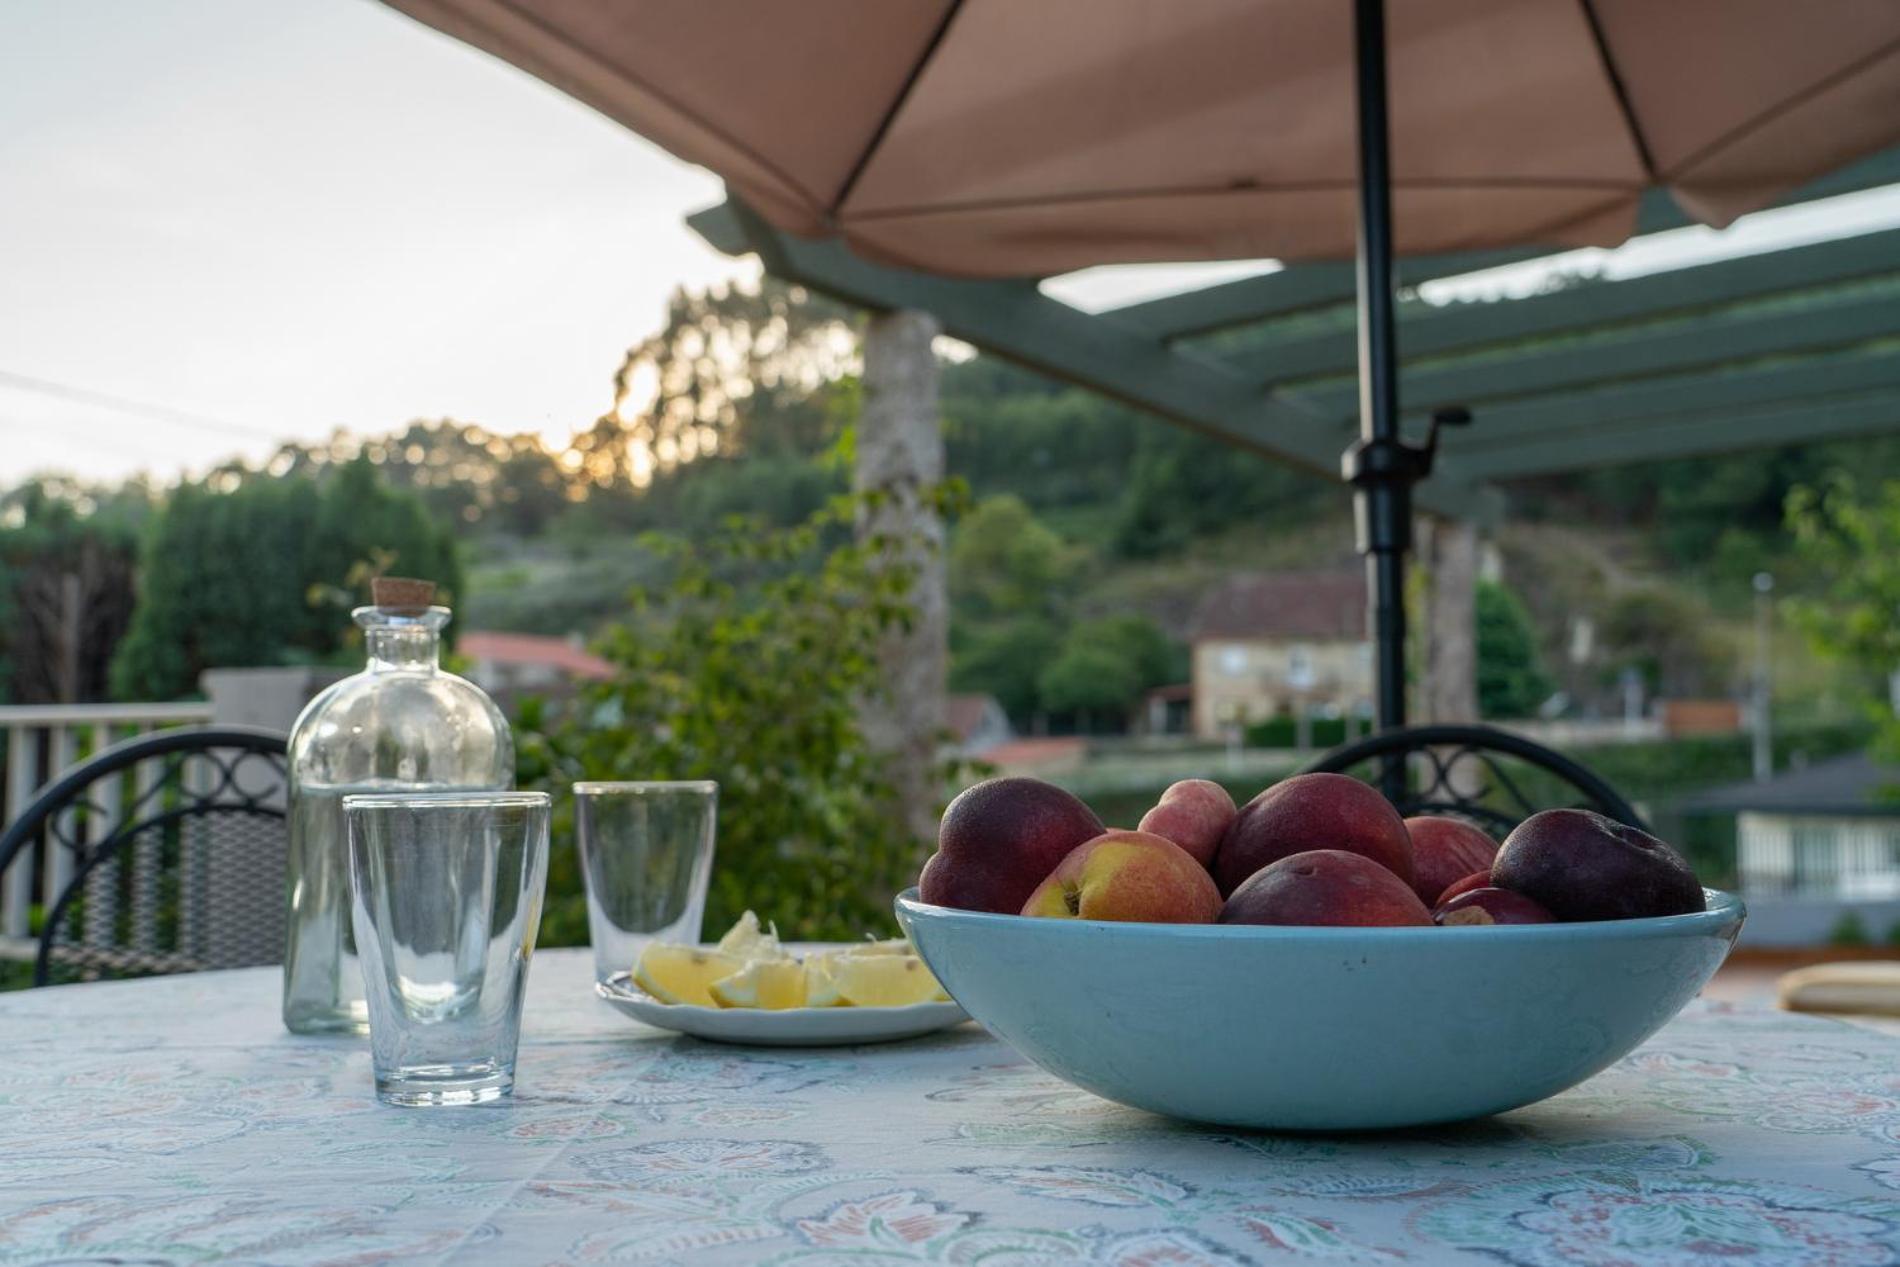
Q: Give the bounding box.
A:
[1453,392,1900,480]
[1097,147,1900,345]
[1451,351,1900,451]
[691,200,1502,522]
[1290,286,1900,424]
[1236,227,1900,387]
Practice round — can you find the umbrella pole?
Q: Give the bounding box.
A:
[1347,0,1409,736]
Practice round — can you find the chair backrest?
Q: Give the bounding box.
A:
[1303,723,1649,839]
[0,726,289,987]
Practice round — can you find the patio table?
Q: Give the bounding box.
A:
[5,948,1900,1266]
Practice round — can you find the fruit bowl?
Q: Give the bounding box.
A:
[896,886,1744,1131]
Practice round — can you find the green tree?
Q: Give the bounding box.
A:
[516,495,935,942]
[1476,579,1553,719]
[949,495,1082,620]
[110,462,459,699]
[1786,476,1900,761]
[1035,614,1181,731]
[949,616,1061,721]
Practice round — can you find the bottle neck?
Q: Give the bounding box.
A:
[353,604,451,674]
[366,626,440,673]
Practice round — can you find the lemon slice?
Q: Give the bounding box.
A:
[830,954,949,1007]
[803,952,847,1007]
[716,910,785,962]
[631,944,744,1007]
[709,958,809,1009]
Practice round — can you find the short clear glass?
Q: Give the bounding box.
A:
[575,781,717,986]
[345,790,549,1107]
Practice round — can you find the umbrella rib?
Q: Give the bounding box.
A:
[843,177,1646,224]
[1660,34,1900,184]
[829,0,967,218]
[478,0,829,217]
[1576,0,1658,183]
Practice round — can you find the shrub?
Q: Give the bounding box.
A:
[517,493,951,943]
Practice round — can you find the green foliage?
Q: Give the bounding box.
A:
[1037,640,1142,721]
[109,458,460,700]
[1597,585,1735,697]
[1828,911,1872,948]
[1244,715,1351,749]
[1476,579,1553,719]
[949,494,1082,620]
[949,616,1061,720]
[516,495,939,943]
[1786,476,1900,761]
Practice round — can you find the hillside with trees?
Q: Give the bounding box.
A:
[2,277,1893,741]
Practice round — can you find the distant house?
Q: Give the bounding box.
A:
[945,693,1014,757]
[458,631,615,699]
[1680,753,1900,900]
[1187,571,1370,739]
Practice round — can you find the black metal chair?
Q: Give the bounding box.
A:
[0,725,289,987]
[1304,723,1649,838]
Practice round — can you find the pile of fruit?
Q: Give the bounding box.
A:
[919,773,1706,927]
[632,911,951,1008]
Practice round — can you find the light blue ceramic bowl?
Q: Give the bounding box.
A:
[897,887,1744,1131]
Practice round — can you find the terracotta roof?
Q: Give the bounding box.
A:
[1190,571,1366,642]
[459,631,615,680]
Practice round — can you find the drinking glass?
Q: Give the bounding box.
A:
[575,781,717,986]
[345,789,549,1107]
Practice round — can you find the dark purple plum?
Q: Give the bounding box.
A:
[1492,808,1704,921]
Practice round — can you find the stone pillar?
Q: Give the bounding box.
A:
[856,310,947,847]
[1420,515,1479,724]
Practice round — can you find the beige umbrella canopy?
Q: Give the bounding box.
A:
[383,0,1900,276]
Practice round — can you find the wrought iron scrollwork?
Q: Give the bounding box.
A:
[1303,724,1649,836]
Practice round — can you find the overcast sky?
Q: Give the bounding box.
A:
[4,1,1897,490]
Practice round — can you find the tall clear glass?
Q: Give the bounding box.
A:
[575,781,717,985]
[284,589,513,1035]
[345,790,548,1107]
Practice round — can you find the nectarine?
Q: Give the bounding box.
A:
[1213,773,1414,895]
[920,777,1104,914]
[1218,849,1432,927]
[1404,815,1499,907]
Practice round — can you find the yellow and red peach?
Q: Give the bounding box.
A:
[1022,830,1223,924]
[1213,773,1414,895]
[920,777,1104,914]
[1137,779,1237,868]
[1217,849,1433,927]
[1404,815,1499,907]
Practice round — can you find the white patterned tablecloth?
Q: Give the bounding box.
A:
[4,948,1900,1266]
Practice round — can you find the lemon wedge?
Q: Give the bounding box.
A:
[803,952,846,1006]
[709,958,809,1009]
[716,909,785,962]
[829,953,949,1007]
[631,944,744,1007]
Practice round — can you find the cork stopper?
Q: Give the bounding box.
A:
[370,576,436,615]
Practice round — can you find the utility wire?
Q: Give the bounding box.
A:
[0,369,279,442]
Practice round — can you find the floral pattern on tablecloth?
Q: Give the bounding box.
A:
[2,954,1899,1266]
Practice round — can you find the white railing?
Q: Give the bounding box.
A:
[1,702,214,952]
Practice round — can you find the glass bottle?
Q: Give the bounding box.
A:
[282,577,514,1035]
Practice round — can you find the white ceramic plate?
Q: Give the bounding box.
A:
[596,972,968,1047]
